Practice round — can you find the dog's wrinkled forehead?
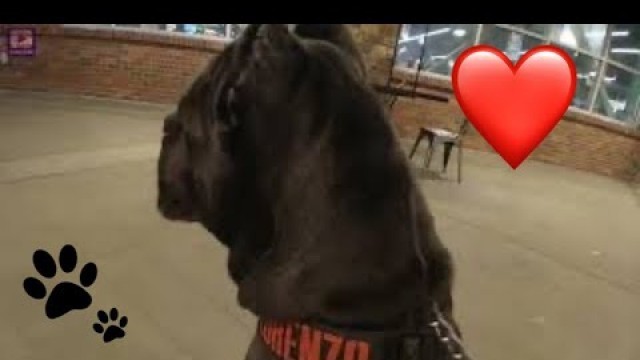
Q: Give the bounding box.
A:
[209,25,297,117]
[180,24,366,127]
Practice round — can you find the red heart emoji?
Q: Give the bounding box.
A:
[452,45,576,169]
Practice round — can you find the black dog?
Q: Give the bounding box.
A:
[158,24,469,360]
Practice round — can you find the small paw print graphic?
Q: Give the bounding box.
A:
[93,308,128,343]
[23,244,98,319]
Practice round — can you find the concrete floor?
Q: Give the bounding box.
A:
[1,89,638,360]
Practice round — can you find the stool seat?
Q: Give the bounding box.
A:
[425,127,458,141]
[408,119,469,183]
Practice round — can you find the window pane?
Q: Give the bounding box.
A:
[549,24,607,56]
[508,24,550,37]
[479,24,545,63]
[608,24,640,71]
[555,46,600,110]
[139,24,176,32]
[114,24,143,28]
[77,24,243,40]
[202,24,227,37]
[395,24,478,75]
[593,64,640,124]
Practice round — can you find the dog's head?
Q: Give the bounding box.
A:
[157,24,370,246]
[157,25,461,331]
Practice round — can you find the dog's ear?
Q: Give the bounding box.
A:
[292,24,368,80]
[198,25,300,143]
[228,25,306,120]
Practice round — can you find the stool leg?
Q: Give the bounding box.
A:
[457,143,463,184]
[409,130,425,159]
[389,96,398,110]
[442,142,455,173]
[424,133,435,169]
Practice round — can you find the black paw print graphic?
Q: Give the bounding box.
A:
[23,244,98,319]
[93,308,128,343]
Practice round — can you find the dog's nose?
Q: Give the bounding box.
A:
[158,185,185,210]
[168,197,183,208]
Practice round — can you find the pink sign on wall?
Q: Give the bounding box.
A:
[7,27,37,57]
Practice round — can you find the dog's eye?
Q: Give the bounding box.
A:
[216,86,240,128]
[215,89,229,120]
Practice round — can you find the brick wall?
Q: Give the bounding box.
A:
[389,77,640,180]
[349,24,399,86]
[0,24,221,103]
[0,24,398,103]
[0,24,638,180]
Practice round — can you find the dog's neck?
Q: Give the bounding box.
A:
[215,53,456,330]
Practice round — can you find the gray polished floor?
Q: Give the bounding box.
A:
[1,89,638,360]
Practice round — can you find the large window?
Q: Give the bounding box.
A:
[555,45,602,110]
[70,24,247,40]
[395,24,478,75]
[480,25,545,63]
[395,24,640,127]
[608,24,640,70]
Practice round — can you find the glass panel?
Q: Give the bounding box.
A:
[75,24,244,39]
[395,24,478,75]
[176,24,201,35]
[508,24,550,37]
[608,24,640,71]
[555,45,600,110]
[549,24,607,56]
[479,24,545,63]
[202,24,228,37]
[593,64,640,124]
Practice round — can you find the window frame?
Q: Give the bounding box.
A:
[396,24,640,127]
[62,24,239,43]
